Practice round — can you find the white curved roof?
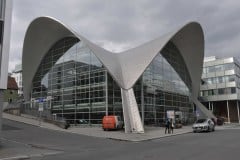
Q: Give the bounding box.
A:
[22,16,214,118]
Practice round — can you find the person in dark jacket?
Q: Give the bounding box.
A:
[165,118,170,134]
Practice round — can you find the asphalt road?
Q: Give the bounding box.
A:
[1,119,240,160]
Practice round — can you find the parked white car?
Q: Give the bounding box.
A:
[192,118,215,133]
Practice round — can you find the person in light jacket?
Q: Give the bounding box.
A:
[170,118,174,134]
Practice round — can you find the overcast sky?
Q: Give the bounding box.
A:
[8,0,240,72]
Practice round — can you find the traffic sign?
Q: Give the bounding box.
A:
[196,110,200,117]
[37,98,45,103]
[38,103,44,112]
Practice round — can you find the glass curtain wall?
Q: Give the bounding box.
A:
[31,37,107,124]
[133,41,193,125]
[31,38,194,125]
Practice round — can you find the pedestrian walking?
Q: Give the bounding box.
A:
[165,118,170,134]
[170,118,174,134]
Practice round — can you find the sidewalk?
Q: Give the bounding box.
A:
[215,123,240,130]
[3,113,193,142]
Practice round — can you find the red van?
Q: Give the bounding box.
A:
[102,115,123,131]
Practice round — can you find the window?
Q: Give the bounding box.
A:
[213,89,218,95]
[224,63,234,70]
[231,87,236,94]
[207,78,212,84]
[203,90,208,96]
[218,76,224,83]
[215,65,224,72]
[208,90,213,96]
[228,75,235,82]
[218,88,225,95]
[225,88,231,94]
[208,66,215,73]
[212,77,217,84]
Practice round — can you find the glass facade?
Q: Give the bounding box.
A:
[202,63,235,74]
[133,42,193,125]
[32,37,107,124]
[200,87,236,97]
[200,58,240,98]
[31,37,194,125]
[202,75,236,85]
[200,57,240,123]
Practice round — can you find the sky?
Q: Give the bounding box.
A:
[8,0,240,72]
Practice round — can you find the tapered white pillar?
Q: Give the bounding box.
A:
[121,88,144,133]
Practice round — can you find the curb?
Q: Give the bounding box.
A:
[107,131,192,142]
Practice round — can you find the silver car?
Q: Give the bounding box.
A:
[192,118,215,133]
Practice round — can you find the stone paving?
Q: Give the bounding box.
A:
[2,113,194,142]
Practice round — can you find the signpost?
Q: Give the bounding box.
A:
[38,102,44,126]
[196,110,200,120]
[38,103,44,112]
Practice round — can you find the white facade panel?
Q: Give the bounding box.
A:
[223,57,234,63]
[224,69,235,75]
[206,72,216,78]
[215,71,224,77]
[225,82,236,88]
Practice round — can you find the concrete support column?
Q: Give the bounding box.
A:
[105,71,108,116]
[141,77,144,125]
[208,102,211,110]
[237,101,240,124]
[227,100,230,123]
[121,88,144,133]
[212,102,214,113]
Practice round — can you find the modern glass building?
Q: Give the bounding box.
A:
[200,56,240,123]
[30,38,193,125]
[22,17,213,133]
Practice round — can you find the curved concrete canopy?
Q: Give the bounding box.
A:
[22,16,214,121]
